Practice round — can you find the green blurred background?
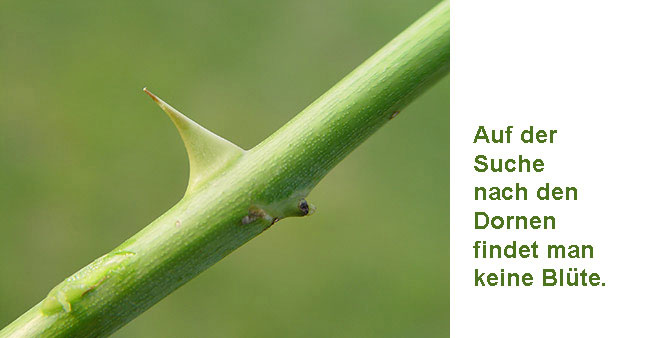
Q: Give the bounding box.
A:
[0,0,448,336]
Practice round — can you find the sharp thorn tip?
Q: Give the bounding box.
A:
[143,87,160,103]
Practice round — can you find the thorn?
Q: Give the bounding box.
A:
[143,87,161,104]
[141,88,191,127]
[141,87,245,195]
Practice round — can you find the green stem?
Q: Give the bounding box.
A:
[1,2,449,337]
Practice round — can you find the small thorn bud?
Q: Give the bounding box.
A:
[298,200,309,215]
[298,199,315,216]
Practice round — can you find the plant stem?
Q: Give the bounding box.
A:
[1,1,449,337]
